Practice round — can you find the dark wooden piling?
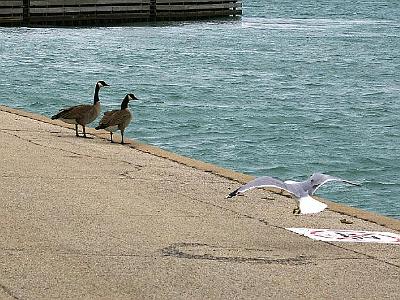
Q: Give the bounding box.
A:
[22,0,30,25]
[0,0,242,26]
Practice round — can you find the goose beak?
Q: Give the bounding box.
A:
[128,94,139,101]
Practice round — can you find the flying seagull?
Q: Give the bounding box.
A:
[227,173,360,214]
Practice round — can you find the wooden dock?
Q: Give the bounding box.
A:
[0,0,242,25]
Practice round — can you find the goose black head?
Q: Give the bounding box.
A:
[126,93,139,101]
[121,93,139,109]
[97,81,110,88]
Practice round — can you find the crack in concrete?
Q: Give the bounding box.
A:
[0,247,150,259]
[118,171,231,185]
[118,172,228,186]
[0,282,20,300]
[0,128,61,133]
[326,242,400,269]
[0,174,104,180]
[0,130,133,167]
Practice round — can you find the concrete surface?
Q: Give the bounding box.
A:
[0,106,399,299]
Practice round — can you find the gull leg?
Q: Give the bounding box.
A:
[110,132,114,143]
[293,206,301,215]
[75,124,79,137]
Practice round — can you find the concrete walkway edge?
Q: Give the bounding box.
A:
[1,104,399,231]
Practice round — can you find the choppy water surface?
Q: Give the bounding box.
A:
[0,1,399,218]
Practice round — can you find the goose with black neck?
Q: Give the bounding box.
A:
[96,93,139,144]
[51,80,109,138]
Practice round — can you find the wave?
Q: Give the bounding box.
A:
[362,181,400,188]
[241,17,395,30]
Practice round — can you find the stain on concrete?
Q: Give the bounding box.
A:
[161,243,312,265]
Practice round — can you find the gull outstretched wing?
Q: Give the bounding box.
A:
[227,176,292,198]
[311,173,360,195]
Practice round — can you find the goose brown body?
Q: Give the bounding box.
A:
[52,80,109,137]
[96,93,138,144]
[54,102,101,126]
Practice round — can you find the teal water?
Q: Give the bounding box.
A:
[0,1,399,219]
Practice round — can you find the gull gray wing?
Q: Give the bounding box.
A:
[227,176,291,198]
[311,173,360,195]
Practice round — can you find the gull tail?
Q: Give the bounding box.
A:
[226,188,240,199]
[299,195,328,214]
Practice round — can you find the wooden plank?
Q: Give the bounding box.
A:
[30,0,149,6]
[157,3,241,11]
[0,1,23,7]
[0,8,23,15]
[112,5,150,11]
[29,12,149,22]
[30,5,149,14]
[83,0,150,4]
[0,16,23,22]
[156,0,239,3]
[156,10,236,17]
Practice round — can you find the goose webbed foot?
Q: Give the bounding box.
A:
[80,126,93,139]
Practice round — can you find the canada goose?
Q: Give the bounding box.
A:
[51,80,109,138]
[95,93,139,144]
[227,173,360,214]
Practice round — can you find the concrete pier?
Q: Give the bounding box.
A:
[0,105,399,299]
